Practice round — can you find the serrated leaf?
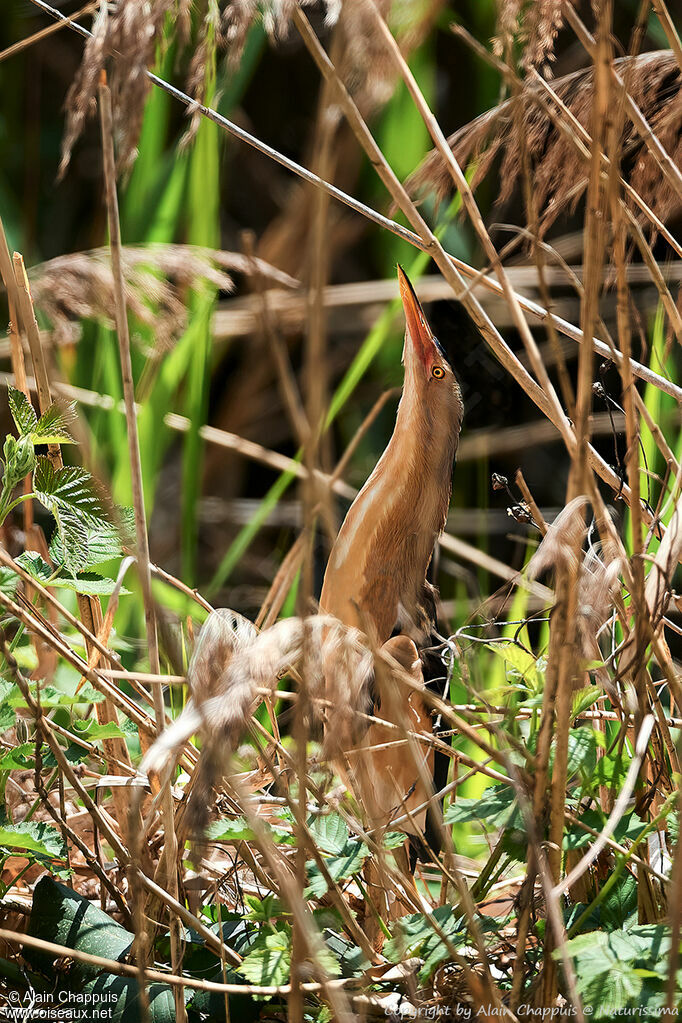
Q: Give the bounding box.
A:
[0,821,66,861]
[243,894,285,922]
[564,809,645,851]
[8,387,38,437]
[0,566,18,598]
[559,925,674,1017]
[33,460,101,515]
[308,813,349,855]
[385,904,467,981]
[32,400,77,444]
[383,831,409,850]
[238,931,291,987]
[304,840,370,899]
[206,816,293,845]
[16,551,128,596]
[49,512,131,571]
[444,785,519,829]
[0,743,35,771]
[560,726,602,782]
[8,682,104,708]
[71,719,126,741]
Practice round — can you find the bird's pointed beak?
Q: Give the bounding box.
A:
[397,265,433,367]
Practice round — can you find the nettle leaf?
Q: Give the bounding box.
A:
[33,459,109,575]
[385,904,473,981]
[49,511,132,571]
[444,785,519,829]
[560,726,603,783]
[8,683,104,709]
[308,813,349,855]
[243,894,285,923]
[206,816,293,845]
[16,552,128,597]
[304,839,370,899]
[239,930,291,988]
[383,831,409,850]
[32,401,77,444]
[0,566,18,598]
[559,926,673,1016]
[33,458,104,520]
[0,821,66,861]
[564,809,645,852]
[8,387,38,437]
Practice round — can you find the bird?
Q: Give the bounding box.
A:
[141,266,463,887]
[319,264,463,865]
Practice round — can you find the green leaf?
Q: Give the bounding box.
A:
[32,400,77,444]
[15,552,126,596]
[8,387,38,437]
[71,719,126,741]
[0,566,19,598]
[239,930,291,987]
[444,785,518,829]
[561,726,602,783]
[243,894,285,922]
[0,822,66,862]
[558,924,675,1017]
[385,904,473,981]
[7,682,104,709]
[206,815,293,845]
[0,743,35,771]
[571,685,602,721]
[26,877,175,1022]
[33,458,107,574]
[486,641,541,687]
[563,809,645,851]
[304,840,370,899]
[49,510,132,571]
[308,813,349,855]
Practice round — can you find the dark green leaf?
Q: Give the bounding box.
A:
[0,743,35,771]
[15,553,128,596]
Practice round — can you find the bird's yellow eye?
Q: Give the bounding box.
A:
[432,365,445,379]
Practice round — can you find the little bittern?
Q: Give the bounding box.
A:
[320,265,463,854]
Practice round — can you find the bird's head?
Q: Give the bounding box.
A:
[397,265,463,440]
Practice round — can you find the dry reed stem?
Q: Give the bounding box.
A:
[0,926,359,997]
[652,0,682,72]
